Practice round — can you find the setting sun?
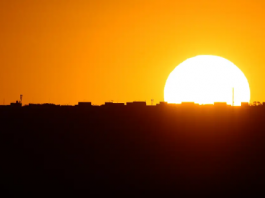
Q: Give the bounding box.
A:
[164,55,250,106]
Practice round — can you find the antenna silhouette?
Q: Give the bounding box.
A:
[20,94,23,104]
[232,88,234,106]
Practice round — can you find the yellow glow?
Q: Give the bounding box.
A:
[164,55,250,106]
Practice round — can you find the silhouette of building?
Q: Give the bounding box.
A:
[78,102,92,107]
[42,103,58,106]
[214,102,227,107]
[10,101,22,107]
[157,101,168,106]
[181,102,198,107]
[241,102,249,107]
[2,98,265,196]
[104,102,125,107]
[126,101,146,107]
[4,100,265,110]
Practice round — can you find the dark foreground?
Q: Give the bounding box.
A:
[1,103,265,196]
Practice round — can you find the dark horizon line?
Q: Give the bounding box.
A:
[3,100,264,108]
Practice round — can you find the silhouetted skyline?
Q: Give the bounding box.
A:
[1,100,265,195]
[3,100,265,108]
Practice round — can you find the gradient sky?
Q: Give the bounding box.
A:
[0,0,264,105]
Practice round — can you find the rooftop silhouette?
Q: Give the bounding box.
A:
[1,100,265,196]
[1,100,264,109]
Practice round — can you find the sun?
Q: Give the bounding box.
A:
[164,55,250,106]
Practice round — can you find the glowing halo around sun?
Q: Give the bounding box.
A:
[164,55,250,106]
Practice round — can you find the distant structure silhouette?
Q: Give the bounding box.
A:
[2,100,262,109]
[10,95,23,107]
[126,101,146,107]
[241,102,249,107]
[232,87,234,106]
[1,99,265,196]
[20,94,23,104]
[7,100,259,110]
[78,102,92,107]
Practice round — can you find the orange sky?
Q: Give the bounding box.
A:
[0,0,264,105]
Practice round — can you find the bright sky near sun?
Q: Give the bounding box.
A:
[0,0,265,105]
[164,55,250,106]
